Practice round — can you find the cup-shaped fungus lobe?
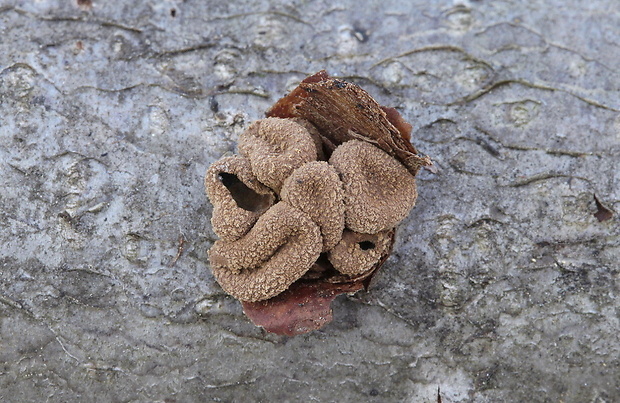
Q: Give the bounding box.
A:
[328,229,393,276]
[208,202,322,302]
[238,117,318,193]
[281,161,345,252]
[205,156,276,241]
[329,140,418,234]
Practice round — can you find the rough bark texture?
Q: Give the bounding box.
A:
[1,0,618,402]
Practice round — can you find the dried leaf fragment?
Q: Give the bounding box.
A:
[593,194,614,222]
[241,281,364,336]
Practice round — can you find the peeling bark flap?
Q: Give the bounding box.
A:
[267,70,432,176]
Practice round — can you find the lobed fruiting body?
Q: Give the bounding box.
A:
[206,117,421,302]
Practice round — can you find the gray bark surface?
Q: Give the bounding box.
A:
[1,0,618,402]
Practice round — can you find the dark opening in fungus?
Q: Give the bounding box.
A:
[204,70,432,335]
[218,172,273,212]
[358,241,375,250]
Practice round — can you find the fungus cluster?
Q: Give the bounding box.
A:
[205,71,431,329]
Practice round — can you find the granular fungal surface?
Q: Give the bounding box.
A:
[205,71,432,334]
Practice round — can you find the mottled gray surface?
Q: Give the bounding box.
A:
[1,0,619,402]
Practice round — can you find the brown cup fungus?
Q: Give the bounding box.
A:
[205,156,275,241]
[209,202,322,302]
[327,229,394,277]
[238,117,318,193]
[281,161,345,252]
[204,71,432,334]
[329,140,418,234]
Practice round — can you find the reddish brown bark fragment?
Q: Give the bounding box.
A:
[242,282,364,336]
[594,194,614,222]
[381,106,412,142]
[266,70,432,175]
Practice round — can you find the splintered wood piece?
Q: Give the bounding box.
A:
[267,70,432,175]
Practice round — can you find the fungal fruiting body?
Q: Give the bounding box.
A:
[205,71,431,331]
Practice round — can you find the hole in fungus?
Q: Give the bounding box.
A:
[321,143,332,160]
[218,172,272,212]
[358,241,375,250]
